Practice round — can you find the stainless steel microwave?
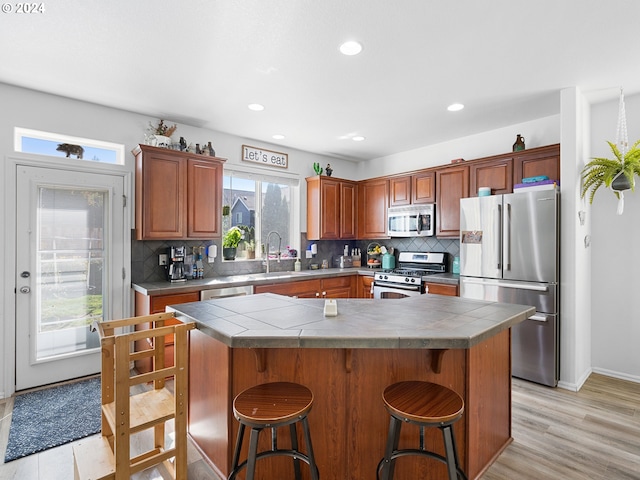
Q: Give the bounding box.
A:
[387,204,435,237]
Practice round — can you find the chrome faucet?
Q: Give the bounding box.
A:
[265,231,282,273]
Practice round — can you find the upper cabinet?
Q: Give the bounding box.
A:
[357,178,389,239]
[134,145,225,240]
[389,171,435,206]
[411,170,436,204]
[306,176,357,240]
[469,157,513,196]
[435,165,469,238]
[514,144,560,184]
[389,175,411,206]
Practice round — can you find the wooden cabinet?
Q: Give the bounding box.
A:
[469,158,513,196]
[306,176,357,240]
[514,144,560,184]
[254,275,356,298]
[435,165,469,238]
[412,170,436,204]
[134,144,225,240]
[424,282,458,296]
[357,178,389,239]
[134,290,200,373]
[389,171,435,206]
[389,176,411,206]
[357,275,375,298]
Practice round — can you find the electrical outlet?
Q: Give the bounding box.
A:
[159,254,168,266]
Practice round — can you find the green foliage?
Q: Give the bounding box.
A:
[581,139,640,203]
[223,226,243,248]
[313,162,323,175]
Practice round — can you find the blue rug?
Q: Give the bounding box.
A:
[4,377,101,462]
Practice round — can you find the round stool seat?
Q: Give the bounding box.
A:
[233,381,314,426]
[383,380,464,425]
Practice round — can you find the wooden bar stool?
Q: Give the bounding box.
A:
[377,381,467,480]
[228,382,320,480]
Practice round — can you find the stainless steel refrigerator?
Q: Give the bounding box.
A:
[459,189,559,387]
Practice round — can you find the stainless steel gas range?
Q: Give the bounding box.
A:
[373,252,448,299]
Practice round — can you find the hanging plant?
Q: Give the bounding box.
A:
[581,139,640,204]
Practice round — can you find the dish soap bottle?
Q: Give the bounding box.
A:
[294,258,301,272]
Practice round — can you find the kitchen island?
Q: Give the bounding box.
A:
[170,293,534,480]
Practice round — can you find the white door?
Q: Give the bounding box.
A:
[15,165,125,390]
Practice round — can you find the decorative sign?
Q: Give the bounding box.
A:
[241,145,288,169]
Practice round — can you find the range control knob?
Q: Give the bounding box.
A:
[405,278,410,283]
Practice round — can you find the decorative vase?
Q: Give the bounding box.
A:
[512,134,525,152]
[326,164,333,176]
[208,142,216,156]
[152,135,172,148]
[223,247,237,260]
[611,170,632,191]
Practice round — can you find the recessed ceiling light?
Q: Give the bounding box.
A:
[248,103,265,111]
[352,136,366,142]
[447,103,464,112]
[272,134,285,140]
[339,41,363,56]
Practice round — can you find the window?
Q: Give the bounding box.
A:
[223,168,300,260]
[15,127,125,165]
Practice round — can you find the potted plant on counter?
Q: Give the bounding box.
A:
[222,227,243,260]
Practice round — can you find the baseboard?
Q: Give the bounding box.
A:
[558,367,592,392]
[592,367,640,385]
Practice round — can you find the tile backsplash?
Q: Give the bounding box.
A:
[131,230,460,284]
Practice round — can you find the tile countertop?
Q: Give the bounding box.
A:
[132,268,460,296]
[168,292,534,350]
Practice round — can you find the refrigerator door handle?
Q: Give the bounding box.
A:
[495,204,501,269]
[529,314,548,322]
[461,277,549,292]
[504,202,511,271]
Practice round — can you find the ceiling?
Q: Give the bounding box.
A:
[2,0,640,162]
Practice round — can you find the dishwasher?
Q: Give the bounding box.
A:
[200,285,253,300]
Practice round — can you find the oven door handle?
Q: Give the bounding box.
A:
[374,281,422,291]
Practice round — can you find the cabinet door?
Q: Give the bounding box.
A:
[357,179,389,239]
[254,279,321,297]
[188,158,223,238]
[321,179,340,239]
[424,283,458,296]
[340,181,357,239]
[321,276,356,298]
[436,165,469,238]
[389,176,411,206]
[136,150,186,240]
[514,144,560,183]
[357,275,374,298]
[412,171,435,204]
[469,158,513,196]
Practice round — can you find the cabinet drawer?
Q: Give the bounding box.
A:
[424,283,458,296]
[149,292,200,313]
[321,276,353,289]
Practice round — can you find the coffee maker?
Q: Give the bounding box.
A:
[166,246,187,282]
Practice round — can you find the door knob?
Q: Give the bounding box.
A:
[20,286,30,294]
[20,271,30,278]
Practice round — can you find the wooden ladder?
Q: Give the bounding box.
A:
[72,312,195,480]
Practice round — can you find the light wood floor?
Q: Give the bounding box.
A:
[0,373,638,479]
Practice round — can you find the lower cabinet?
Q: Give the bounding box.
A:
[255,275,356,298]
[357,275,375,298]
[424,282,458,296]
[134,290,200,373]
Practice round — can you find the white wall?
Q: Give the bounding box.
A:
[0,82,357,398]
[589,93,640,383]
[558,87,592,391]
[356,115,561,179]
